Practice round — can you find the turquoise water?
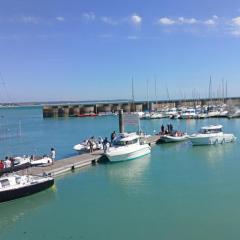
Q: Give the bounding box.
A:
[1,107,240,240]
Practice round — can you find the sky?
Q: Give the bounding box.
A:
[0,0,240,102]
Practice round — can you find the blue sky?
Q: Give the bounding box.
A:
[0,0,240,102]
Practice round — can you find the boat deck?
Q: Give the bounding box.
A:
[17,135,160,177]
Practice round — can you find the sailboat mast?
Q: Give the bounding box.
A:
[222,78,225,103]
[225,80,228,100]
[131,77,135,103]
[147,79,149,111]
[208,76,212,106]
[154,78,157,104]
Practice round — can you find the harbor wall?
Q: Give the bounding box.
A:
[42,97,240,118]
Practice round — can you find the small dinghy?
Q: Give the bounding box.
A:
[0,174,54,203]
[30,156,53,166]
[158,132,189,143]
[73,137,103,153]
[14,155,53,167]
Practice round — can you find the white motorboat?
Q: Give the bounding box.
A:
[179,108,197,119]
[207,110,220,118]
[159,132,189,143]
[141,112,151,120]
[165,108,179,118]
[228,109,240,118]
[105,132,151,162]
[0,174,54,203]
[14,155,53,167]
[30,156,53,166]
[188,125,236,146]
[150,112,164,119]
[219,110,228,118]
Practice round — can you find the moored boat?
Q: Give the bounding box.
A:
[77,113,97,117]
[0,157,31,175]
[13,155,53,167]
[0,174,54,203]
[105,132,151,162]
[188,125,236,146]
[73,137,103,153]
[158,132,189,143]
[179,108,197,119]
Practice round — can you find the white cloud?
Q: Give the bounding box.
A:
[82,12,96,21]
[130,14,142,26]
[212,15,218,20]
[232,16,240,26]
[178,17,197,24]
[204,19,216,25]
[101,17,118,26]
[230,30,240,36]
[56,16,65,22]
[158,17,175,25]
[127,35,140,40]
[21,16,39,24]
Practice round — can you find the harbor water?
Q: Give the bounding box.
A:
[1,107,240,240]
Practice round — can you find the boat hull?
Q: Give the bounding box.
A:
[158,135,188,143]
[106,145,151,162]
[0,178,54,203]
[189,134,236,146]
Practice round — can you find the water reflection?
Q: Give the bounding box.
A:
[192,143,236,169]
[106,155,151,185]
[0,187,56,230]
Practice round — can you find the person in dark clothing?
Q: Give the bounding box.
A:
[167,124,170,133]
[103,137,109,153]
[169,124,173,133]
[161,124,164,134]
[110,131,116,145]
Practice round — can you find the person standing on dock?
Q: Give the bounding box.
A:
[50,148,56,165]
[0,160,4,170]
[103,137,109,153]
[88,137,94,153]
[110,131,116,146]
[161,124,164,134]
[167,124,170,133]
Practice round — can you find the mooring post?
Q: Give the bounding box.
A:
[118,109,124,133]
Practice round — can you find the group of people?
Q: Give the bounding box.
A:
[87,131,117,154]
[160,124,174,135]
[0,157,14,170]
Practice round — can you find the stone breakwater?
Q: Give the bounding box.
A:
[42,97,240,118]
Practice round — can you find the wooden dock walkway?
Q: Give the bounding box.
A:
[17,135,160,177]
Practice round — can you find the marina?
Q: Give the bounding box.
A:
[1,106,240,240]
[2,0,240,238]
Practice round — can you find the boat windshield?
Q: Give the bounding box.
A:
[114,138,139,146]
[201,128,222,134]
